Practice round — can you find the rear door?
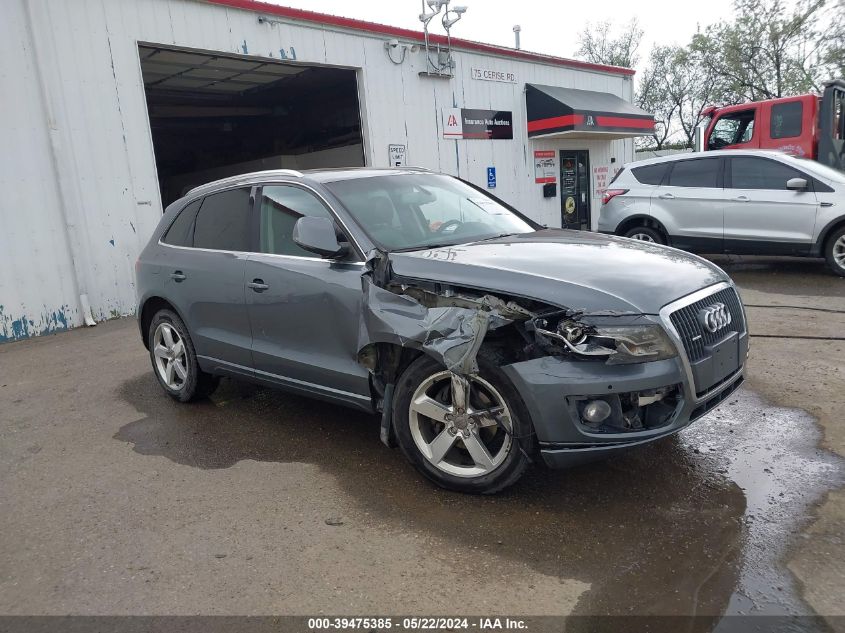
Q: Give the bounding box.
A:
[651,157,726,252]
[160,187,254,373]
[723,156,819,254]
[244,183,371,406]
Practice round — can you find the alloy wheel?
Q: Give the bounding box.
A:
[834,235,845,271]
[408,371,512,478]
[153,322,188,389]
[630,232,656,243]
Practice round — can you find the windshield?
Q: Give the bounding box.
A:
[325,174,535,251]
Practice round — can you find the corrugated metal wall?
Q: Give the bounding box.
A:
[0,0,635,341]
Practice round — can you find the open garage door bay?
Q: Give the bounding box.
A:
[138,45,366,205]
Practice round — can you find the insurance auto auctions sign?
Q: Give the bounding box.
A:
[442,108,513,140]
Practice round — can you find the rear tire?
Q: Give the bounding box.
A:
[392,354,534,494]
[624,226,665,244]
[148,309,219,402]
[824,226,845,277]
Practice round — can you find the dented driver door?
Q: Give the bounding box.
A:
[244,184,371,406]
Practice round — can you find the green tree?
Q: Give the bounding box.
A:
[635,46,678,150]
[636,45,718,148]
[576,18,644,69]
[690,0,844,102]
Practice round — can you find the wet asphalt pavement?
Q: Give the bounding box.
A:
[1,255,843,629]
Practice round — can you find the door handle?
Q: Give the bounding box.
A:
[658,193,674,200]
[247,279,269,292]
[170,271,186,282]
[732,196,750,202]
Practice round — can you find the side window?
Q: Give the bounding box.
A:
[771,101,803,139]
[162,199,201,246]
[259,185,334,257]
[193,187,252,251]
[708,110,755,149]
[668,159,722,188]
[730,157,803,190]
[631,163,669,185]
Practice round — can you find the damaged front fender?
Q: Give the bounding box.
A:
[358,276,521,376]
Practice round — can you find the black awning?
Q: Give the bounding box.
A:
[526,84,655,139]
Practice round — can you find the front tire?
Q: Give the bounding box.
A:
[392,354,534,494]
[148,309,219,402]
[824,226,845,277]
[624,226,665,244]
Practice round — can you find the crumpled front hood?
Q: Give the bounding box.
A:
[388,229,729,314]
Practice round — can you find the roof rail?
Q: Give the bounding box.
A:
[186,169,304,196]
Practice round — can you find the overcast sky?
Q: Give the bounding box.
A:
[266,0,738,74]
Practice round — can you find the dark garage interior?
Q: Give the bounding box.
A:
[138,45,365,205]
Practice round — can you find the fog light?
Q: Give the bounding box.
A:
[582,399,612,424]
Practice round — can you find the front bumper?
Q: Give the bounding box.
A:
[501,354,745,469]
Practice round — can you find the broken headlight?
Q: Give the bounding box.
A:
[591,325,678,364]
[536,320,677,364]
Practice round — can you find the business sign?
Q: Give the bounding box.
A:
[487,167,497,188]
[471,67,517,83]
[533,150,557,184]
[443,108,513,140]
[593,164,610,196]
[388,144,406,167]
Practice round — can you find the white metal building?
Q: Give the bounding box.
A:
[1,0,653,341]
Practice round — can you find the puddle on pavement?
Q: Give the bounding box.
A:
[680,390,844,626]
[117,376,843,628]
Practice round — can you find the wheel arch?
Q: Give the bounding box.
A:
[615,215,670,240]
[815,217,845,257]
[138,296,187,350]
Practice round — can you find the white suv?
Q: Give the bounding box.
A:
[598,149,845,276]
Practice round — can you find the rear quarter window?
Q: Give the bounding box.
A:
[161,198,201,246]
[608,167,625,185]
[631,163,669,185]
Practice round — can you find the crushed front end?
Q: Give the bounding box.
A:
[357,250,748,468]
[503,281,748,467]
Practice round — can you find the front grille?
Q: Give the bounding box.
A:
[669,287,745,363]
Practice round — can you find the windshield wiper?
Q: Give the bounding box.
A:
[390,241,464,253]
[472,232,521,243]
[390,233,522,252]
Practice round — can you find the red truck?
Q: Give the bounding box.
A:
[701,80,845,170]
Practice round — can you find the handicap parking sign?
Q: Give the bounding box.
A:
[487,167,496,188]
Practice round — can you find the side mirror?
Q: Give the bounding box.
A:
[786,177,808,191]
[292,216,348,258]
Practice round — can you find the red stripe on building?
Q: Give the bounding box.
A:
[595,116,654,129]
[201,0,636,77]
[528,114,654,133]
[527,115,583,133]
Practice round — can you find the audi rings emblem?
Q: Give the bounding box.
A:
[698,303,732,333]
